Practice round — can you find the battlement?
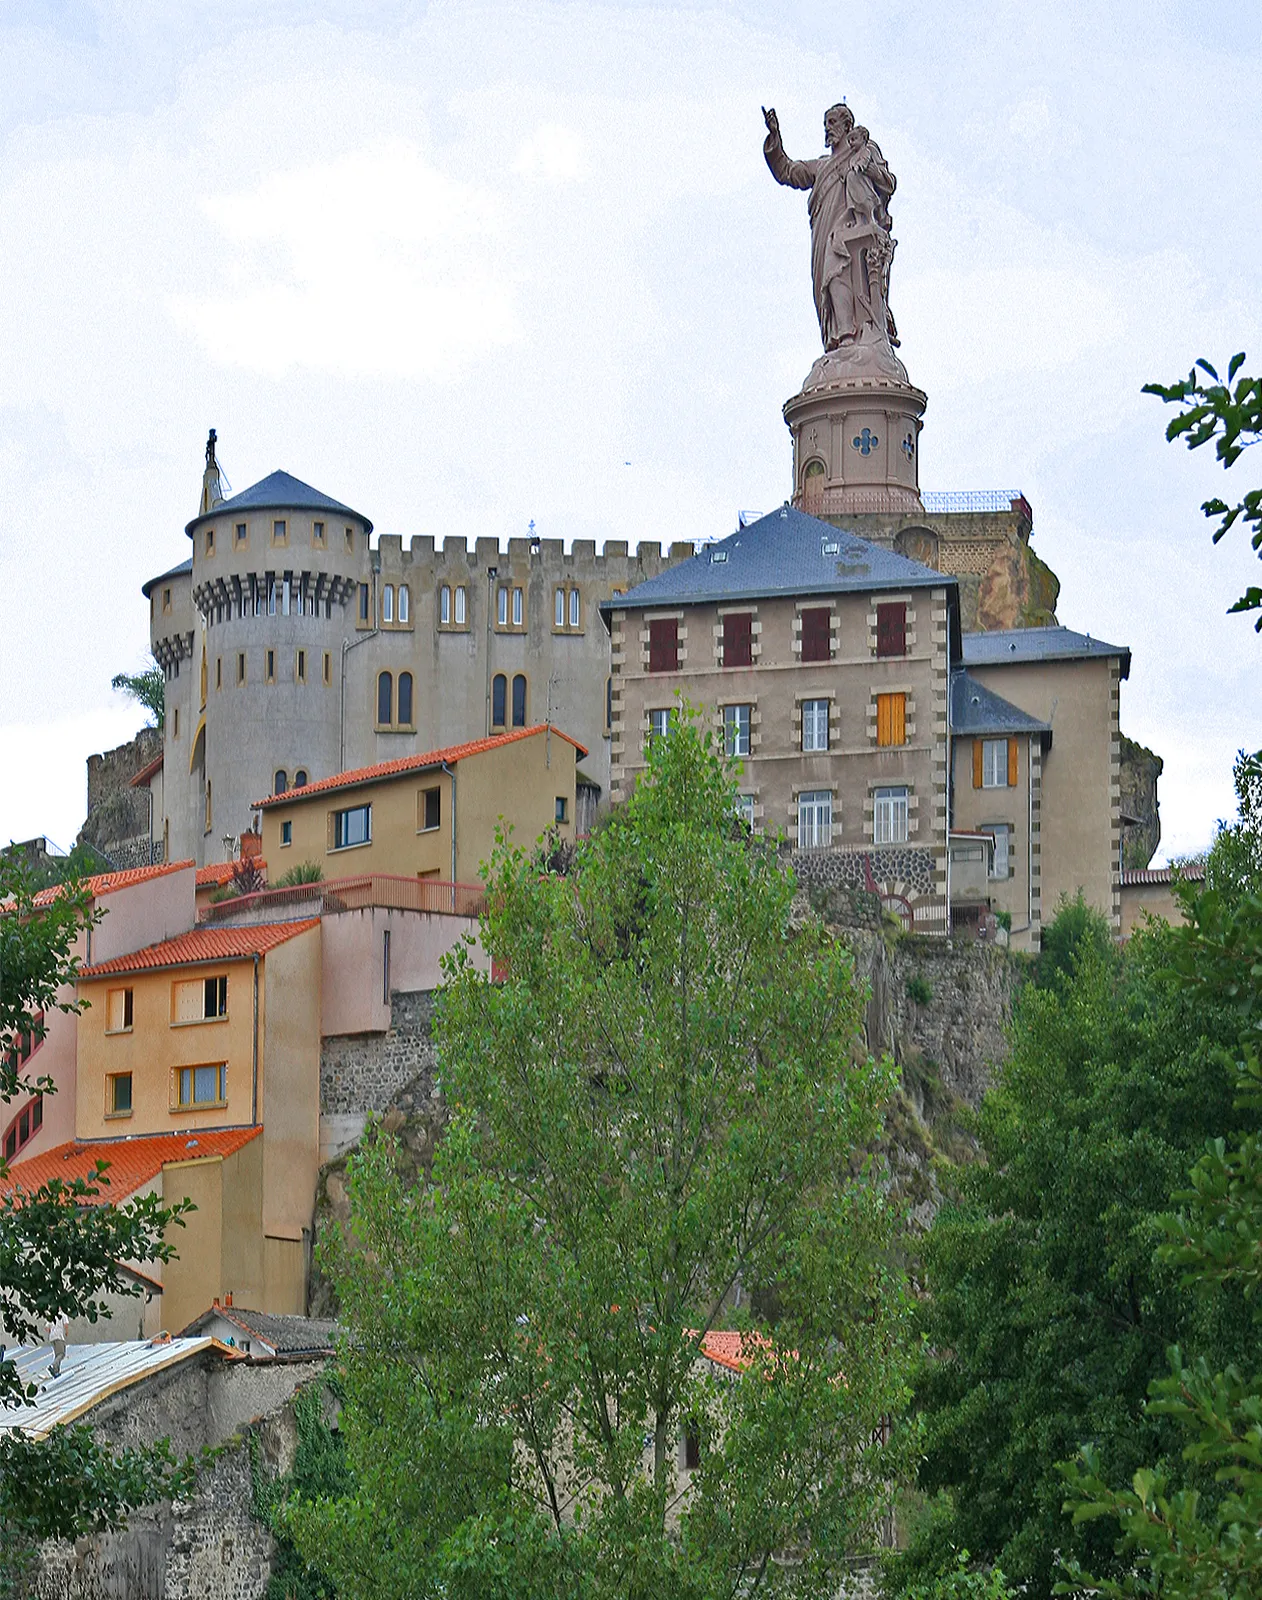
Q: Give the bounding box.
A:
[373,534,696,579]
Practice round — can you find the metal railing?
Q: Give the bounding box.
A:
[201,873,486,924]
[920,489,1031,517]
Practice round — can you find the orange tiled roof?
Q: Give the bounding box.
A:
[0,1127,262,1203]
[129,754,165,788]
[79,919,318,979]
[253,725,588,810]
[697,1330,753,1373]
[196,860,267,888]
[28,860,194,910]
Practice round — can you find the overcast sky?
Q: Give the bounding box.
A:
[2,0,1260,861]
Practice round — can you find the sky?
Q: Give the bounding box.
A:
[1,0,1260,862]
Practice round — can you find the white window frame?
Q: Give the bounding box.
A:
[569,588,580,628]
[455,585,466,625]
[512,586,523,626]
[648,708,671,744]
[383,584,394,623]
[724,703,751,758]
[802,699,829,753]
[982,738,1009,788]
[988,823,1011,879]
[797,791,833,851]
[497,586,508,626]
[440,585,451,624]
[873,786,909,845]
[735,794,755,830]
[399,584,410,623]
[555,587,565,627]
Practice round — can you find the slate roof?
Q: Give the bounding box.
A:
[181,1303,340,1357]
[141,557,193,598]
[601,502,958,625]
[0,1338,242,1438]
[253,725,588,809]
[962,625,1130,679]
[950,671,1051,738]
[0,1128,263,1203]
[79,919,317,978]
[185,470,372,535]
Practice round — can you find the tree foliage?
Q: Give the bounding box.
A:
[1145,356,1262,627]
[286,714,913,1599]
[0,855,193,1588]
[892,897,1258,1598]
[110,660,165,728]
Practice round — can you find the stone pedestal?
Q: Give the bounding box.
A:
[785,348,926,519]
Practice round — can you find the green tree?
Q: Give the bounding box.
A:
[110,660,165,729]
[0,855,193,1589]
[892,899,1256,1598]
[1145,355,1262,628]
[286,713,913,1599]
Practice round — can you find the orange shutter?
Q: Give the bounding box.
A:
[876,695,889,746]
[1008,737,1019,787]
[892,693,906,746]
[973,738,983,789]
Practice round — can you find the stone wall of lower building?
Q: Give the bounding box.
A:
[320,988,437,1118]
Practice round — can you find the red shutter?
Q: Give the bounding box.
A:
[1008,737,1019,787]
[648,618,679,674]
[876,602,906,658]
[800,607,831,662]
[722,612,752,667]
[972,739,983,789]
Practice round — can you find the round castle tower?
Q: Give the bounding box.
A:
[152,433,372,865]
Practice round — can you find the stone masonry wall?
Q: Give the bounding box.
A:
[320,988,437,1118]
[77,726,161,857]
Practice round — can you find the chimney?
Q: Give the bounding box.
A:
[239,830,262,861]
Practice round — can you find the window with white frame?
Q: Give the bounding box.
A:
[724,703,751,758]
[569,588,580,628]
[555,587,565,627]
[797,791,833,850]
[383,584,394,623]
[988,823,1011,879]
[455,585,466,625]
[802,698,829,752]
[735,794,755,830]
[440,585,451,624]
[982,738,1009,788]
[648,708,671,745]
[398,584,410,623]
[873,786,909,845]
[512,586,523,626]
[497,586,509,626]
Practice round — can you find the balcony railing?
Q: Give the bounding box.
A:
[920,489,1031,518]
[201,873,486,924]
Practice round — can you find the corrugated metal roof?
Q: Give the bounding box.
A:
[950,670,1051,737]
[0,1127,263,1203]
[253,725,588,809]
[600,504,955,613]
[185,470,372,535]
[79,918,317,977]
[0,1338,240,1437]
[962,625,1131,679]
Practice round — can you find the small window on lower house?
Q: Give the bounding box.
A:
[281,820,293,846]
[420,787,441,831]
[648,708,671,745]
[797,790,833,850]
[555,795,568,824]
[176,1064,226,1108]
[107,1073,133,1116]
[332,803,371,850]
[988,823,1012,879]
[106,987,134,1033]
[873,786,909,845]
[735,794,755,830]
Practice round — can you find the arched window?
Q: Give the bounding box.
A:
[491,674,507,728]
[511,674,527,728]
[274,770,287,796]
[440,585,451,624]
[383,584,394,623]
[399,584,410,623]
[397,672,413,726]
[294,769,308,787]
[377,672,393,726]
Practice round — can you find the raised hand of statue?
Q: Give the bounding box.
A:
[762,106,780,147]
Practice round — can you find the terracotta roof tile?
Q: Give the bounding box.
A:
[29,860,194,910]
[128,754,165,788]
[80,919,317,978]
[0,1127,262,1203]
[1121,864,1206,887]
[253,725,587,810]
[195,860,267,888]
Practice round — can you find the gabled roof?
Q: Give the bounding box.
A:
[0,1338,243,1438]
[141,557,193,598]
[253,725,588,809]
[185,470,372,535]
[129,754,164,788]
[0,1127,262,1203]
[28,859,193,911]
[181,1302,340,1356]
[962,625,1130,679]
[950,671,1051,738]
[600,504,957,613]
[79,919,317,978]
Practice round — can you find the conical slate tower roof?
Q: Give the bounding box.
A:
[186,470,372,535]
